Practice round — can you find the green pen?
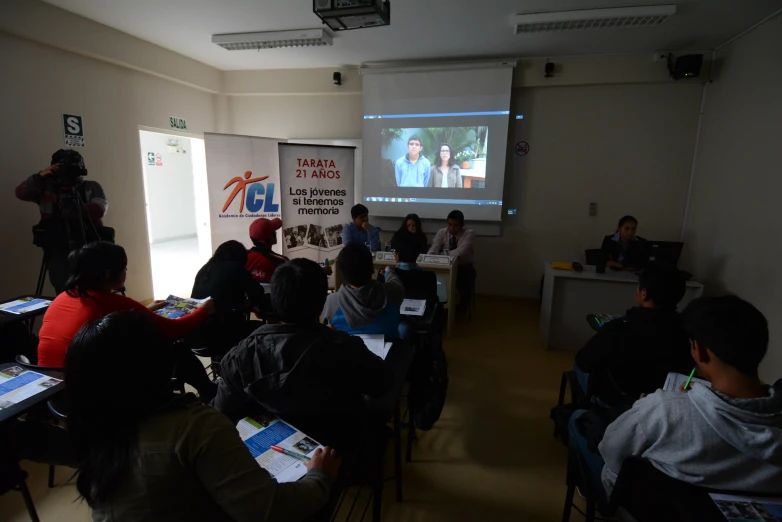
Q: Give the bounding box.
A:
[683,367,697,390]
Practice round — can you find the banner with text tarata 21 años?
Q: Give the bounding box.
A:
[278,143,355,265]
[204,133,284,252]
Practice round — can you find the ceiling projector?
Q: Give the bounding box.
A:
[313,0,391,31]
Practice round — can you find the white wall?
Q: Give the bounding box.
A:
[682,14,782,383]
[0,32,217,300]
[139,132,197,243]
[478,82,704,297]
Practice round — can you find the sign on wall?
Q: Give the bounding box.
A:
[62,113,84,147]
[169,115,188,131]
[147,152,155,165]
[278,143,355,265]
[204,133,283,251]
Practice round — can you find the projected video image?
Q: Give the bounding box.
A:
[381,127,488,189]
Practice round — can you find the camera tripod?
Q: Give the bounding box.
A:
[34,187,103,296]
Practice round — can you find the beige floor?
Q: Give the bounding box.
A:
[1,296,576,522]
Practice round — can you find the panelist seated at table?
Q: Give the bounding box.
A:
[323,243,404,338]
[66,310,340,522]
[428,210,476,312]
[36,241,217,402]
[574,265,692,410]
[214,258,392,448]
[342,204,381,252]
[396,213,429,255]
[601,215,647,270]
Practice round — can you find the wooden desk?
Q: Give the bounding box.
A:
[335,255,458,337]
[540,263,704,351]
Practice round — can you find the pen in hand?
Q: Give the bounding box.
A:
[682,367,697,391]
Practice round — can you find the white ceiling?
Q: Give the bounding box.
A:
[43,0,780,70]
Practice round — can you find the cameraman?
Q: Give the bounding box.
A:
[15,150,108,294]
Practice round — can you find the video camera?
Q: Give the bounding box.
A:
[50,149,88,188]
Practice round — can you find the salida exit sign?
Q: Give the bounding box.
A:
[169,115,187,131]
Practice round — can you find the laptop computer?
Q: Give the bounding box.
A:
[643,241,684,267]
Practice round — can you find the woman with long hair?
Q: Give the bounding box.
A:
[396,213,428,254]
[66,311,340,521]
[191,240,265,347]
[428,143,462,188]
[37,241,217,400]
[601,215,646,269]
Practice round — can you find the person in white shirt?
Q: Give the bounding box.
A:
[428,210,475,312]
[428,143,463,188]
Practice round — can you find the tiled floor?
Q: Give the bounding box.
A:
[1,297,577,522]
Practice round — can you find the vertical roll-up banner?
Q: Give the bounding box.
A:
[278,143,355,266]
[204,133,284,251]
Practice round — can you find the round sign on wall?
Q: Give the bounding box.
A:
[515,141,530,156]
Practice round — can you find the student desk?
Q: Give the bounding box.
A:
[0,363,64,425]
[539,263,704,351]
[334,256,458,337]
[0,295,54,327]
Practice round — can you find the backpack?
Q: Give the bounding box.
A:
[409,332,448,431]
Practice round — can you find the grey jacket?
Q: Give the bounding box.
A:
[322,270,404,334]
[599,384,782,496]
[428,165,462,188]
[92,397,331,522]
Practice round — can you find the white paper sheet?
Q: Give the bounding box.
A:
[663,372,711,392]
[357,334,392,360]
[400,299,426,316]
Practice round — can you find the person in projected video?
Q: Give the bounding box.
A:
[395,134,430,187]
[428,143,462,188]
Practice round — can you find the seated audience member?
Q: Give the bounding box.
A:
[214,258,389,446]
[601,215,646,270]
[191,240,265,349]
[397,213,428,254]
[428,210,475,312]
[574,265,692,408]
[323,243,404,337]
[342,204,381,252]
[66,311,340,522]
[246,217,289,283]
[246,217,332,284]
[37,241,217,401]
[570,296,782,505]
[390,232,437,302]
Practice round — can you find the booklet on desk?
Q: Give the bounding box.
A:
[237,416,323,483]
[357,334,392,360]
[155,295,207,319]
[0,297,51,315]
[663,372,711,392]
[710,493,782,521]
[0,366,62,408]
[400,299,426,317]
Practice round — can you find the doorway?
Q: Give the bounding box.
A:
[138,129,211,299]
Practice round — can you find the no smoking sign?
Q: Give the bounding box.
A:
[515,141,530,156]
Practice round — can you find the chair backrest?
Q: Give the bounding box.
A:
[15,354,63,372]
[610,457,782,522]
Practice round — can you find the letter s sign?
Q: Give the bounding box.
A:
[62,113,85,147]
[66,117,81,135]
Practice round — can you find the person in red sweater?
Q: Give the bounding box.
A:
[37,241,217,401]
[246,218,332,283]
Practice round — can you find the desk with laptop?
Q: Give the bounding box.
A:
[540,240,704,351]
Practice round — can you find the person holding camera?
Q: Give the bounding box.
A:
[15,150,109,294]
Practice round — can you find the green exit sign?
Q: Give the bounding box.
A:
[169,115,187,131]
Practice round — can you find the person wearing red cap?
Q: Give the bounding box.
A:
[246,218,333,284]
[246,218,289,283]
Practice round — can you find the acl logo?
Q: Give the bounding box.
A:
[222,171,279,213]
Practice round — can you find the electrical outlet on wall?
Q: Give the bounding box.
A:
[589,202,597,216]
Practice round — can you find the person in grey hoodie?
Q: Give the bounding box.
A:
[324,242,405,338]
[595,295,782,499]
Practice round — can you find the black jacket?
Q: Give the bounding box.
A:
[601,235,647,269]
[213,323,391,446]
[395,266,438,301]
[575,307,692,406]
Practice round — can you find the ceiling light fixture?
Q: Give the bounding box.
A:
[513,5,676,34]
[212,29,333,51]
